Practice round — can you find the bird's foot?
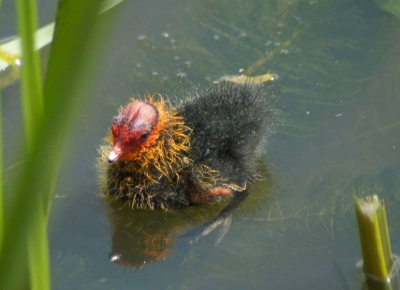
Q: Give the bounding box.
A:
[188,213,233,246]
[185,190,249,246]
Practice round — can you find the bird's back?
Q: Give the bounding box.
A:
[179,83,275,188]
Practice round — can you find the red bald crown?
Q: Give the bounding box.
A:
[108,101,159,162]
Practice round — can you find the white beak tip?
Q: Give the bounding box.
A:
[108,151,119,163]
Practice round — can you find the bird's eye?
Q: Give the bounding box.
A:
[139,131,150,142]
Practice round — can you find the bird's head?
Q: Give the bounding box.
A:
[108,101,159,163]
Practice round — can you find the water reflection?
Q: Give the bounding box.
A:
[105,163,274,269]
[105,197,226,269]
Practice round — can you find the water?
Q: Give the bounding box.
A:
[2,0,400,289]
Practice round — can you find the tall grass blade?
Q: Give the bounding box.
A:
[41,0,105,204]
[0,55,3,254]
[0,0,3,255]
[0,0,106,289]
[16,0,43,146]
[28,204,50,290]
[15,1,47,289]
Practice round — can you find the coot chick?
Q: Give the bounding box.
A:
[98,83,274,209]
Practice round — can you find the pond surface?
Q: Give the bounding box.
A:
[2,0,400,289]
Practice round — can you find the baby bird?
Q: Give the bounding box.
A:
[99,83,275,209]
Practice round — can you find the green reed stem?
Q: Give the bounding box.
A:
[28,203,50,290]
[15,1,47,289]
[0,0,3,254]
[0,60,3,254]
[355,195,395,282]
[16,0,43,147]
[0,0,106,289]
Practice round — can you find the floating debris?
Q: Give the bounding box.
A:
[219,72,275,84]
[176,72,186,78]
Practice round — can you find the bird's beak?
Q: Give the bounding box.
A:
[108,139,140,163]
[108,150,120,163]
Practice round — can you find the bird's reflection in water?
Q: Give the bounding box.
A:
[105,163,274,269]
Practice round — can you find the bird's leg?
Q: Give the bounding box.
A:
[188,190,250,246]
[207,186,233,196]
